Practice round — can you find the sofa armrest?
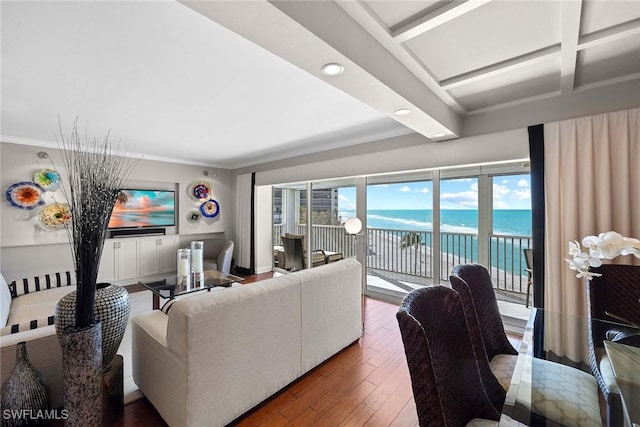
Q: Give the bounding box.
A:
[216,241,234,274]
[131,311,187,427]
[0,315,55,336]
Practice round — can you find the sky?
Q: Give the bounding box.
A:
[338,174,531,211]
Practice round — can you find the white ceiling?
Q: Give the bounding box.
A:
[2,0,639,169]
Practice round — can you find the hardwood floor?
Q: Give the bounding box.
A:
[110,296,522,427]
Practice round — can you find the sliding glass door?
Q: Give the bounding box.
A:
[365,173,433,299]
[271,163,531,305]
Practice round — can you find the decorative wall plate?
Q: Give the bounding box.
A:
[39,203,72,230]
[33,169,61,191]
[187,210,201,223]
[5,182,45,210]
[199,199,220,218]
[189,182,211,201]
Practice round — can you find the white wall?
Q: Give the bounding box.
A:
[0,142,234,280]
[254,185,273,274]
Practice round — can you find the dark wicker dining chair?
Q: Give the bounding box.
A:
[587,264,640,427]
[450,265,518,393]
[397,286,504,427]
[452,264,603,426]
[450,264,518,359]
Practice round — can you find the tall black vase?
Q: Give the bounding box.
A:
[58,323,102,427]
[0,342,49,427]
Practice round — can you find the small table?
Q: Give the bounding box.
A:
[140,270,244,310]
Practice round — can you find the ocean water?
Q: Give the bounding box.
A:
[339,209,532,275]
[341,209,532,236]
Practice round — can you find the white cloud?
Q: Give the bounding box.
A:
[518,179,529,187]
[502,179,509,184]
[493,183,511,199]
[513,189,531,200]
[441,191,478,208]
[415,187,429,193]
[338,194,349,202]
[399,186,411,192]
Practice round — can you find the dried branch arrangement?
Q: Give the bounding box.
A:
[56,117,139,328]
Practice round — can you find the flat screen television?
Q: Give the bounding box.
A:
[108,189,175,229]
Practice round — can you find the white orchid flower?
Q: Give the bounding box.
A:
[582,231,623,259]
[566,231,639,279]
[568,241,582,257]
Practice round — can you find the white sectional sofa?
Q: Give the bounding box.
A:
[0,272,75,409]
[131,258,363,427]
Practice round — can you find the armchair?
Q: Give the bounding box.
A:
[280,233,326,271]
[200,239,234,274]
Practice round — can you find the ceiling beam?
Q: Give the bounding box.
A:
[440,45,560,90]
[578,17,640,50]
[180,0,462,140]
[391,0,493,43]
[338,0,464,114]
[559,0,582,94]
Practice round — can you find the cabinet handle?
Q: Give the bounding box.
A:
[118,242,122,249]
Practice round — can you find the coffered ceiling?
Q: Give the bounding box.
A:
[345,0,640,114]
[2,1,639,169]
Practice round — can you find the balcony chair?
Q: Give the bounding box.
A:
[523,248,533,308]
[587,264,640,427]
[397,286,504,426]
[280,234,326,271]
[451,264,602,426]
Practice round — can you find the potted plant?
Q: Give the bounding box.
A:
[53,118,137,426]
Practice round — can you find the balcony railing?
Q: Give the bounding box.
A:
[274,223,531,296]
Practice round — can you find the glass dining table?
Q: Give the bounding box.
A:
[500,308,640,426]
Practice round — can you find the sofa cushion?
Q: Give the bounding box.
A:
[6,286,75,326]
[0,274,11,327]
[9,271,73,297]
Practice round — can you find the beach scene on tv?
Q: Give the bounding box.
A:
[108,189,175,228]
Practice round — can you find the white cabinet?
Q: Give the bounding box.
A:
[139,236,178,277]
[98,238,140,282]
[98,235,178,283]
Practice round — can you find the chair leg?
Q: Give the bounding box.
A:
[526,280,532,308]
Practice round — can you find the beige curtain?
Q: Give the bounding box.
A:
[544,107,640,317]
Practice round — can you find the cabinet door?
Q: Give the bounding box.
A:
[139,237,160,277]
[158,235,179,274]
[116,239,140,281]
[98,240,118,283]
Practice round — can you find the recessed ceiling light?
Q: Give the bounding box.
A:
[321,63,344,76]
[433,132,446,138]
[394,109,411,116]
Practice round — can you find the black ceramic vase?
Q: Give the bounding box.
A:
[55,283,131,372]
[0,342,49,427]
